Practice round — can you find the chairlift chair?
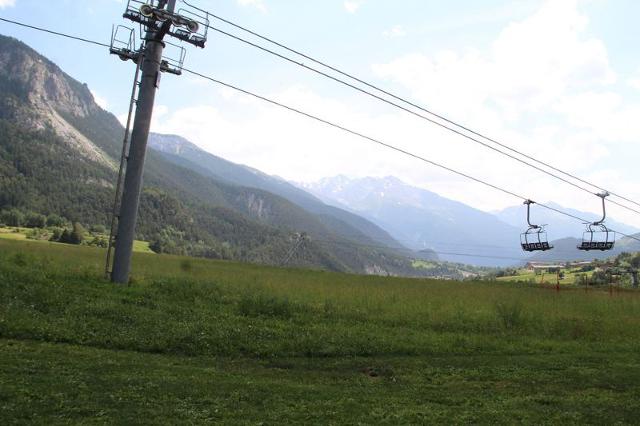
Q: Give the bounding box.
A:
[577,192,615,251]
[520,200,553,252]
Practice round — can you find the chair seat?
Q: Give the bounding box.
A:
[521,242,553,252]
[577,241,615,251]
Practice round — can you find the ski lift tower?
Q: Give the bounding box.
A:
[107,0,210,284]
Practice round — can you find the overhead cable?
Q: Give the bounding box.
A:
[197,12,640,213]
[0,17,110,48]
[180,67,640,244]
[3,16,639,245]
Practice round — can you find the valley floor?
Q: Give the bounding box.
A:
[0,226,154,253]
[1,239,639,424]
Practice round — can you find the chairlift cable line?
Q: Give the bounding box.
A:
[197,8,640,211]
[179,67,640,244]
[0,17,110,48]
[204,24,640,216]
[311,238,607,264]
[310,234,633,264]
[2,16,639,244]
[0,17,561,255]
[235,207,571,252]
[312,238,537,263]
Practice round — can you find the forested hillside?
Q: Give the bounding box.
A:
[149,133,410,253]
[0,35,425,276]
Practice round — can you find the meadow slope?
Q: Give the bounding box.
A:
[1,239,640,424]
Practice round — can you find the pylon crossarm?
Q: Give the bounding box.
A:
[124,0,207,47]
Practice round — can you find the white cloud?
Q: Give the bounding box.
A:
[365,0,640,223]
[383,25,407,39]
[344,0,365,14]
[151,81,640,226]
[553,91,640,144]
[0,0,15,9]
[148,0,640,226]
[371,3,623,157]
[419,1,538,33]
[628,67,640,90]
[237,0,266,13]
[373,0,615,120]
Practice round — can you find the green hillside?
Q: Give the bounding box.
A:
[1,238,640,423]
[0,35,425,276]
[149,133,412,252]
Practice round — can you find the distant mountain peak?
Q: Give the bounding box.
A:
[148,133,200,156]
[303,175,522,266]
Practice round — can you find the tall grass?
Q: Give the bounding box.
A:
[1,239,640,359]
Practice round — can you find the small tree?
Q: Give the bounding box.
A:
[24,212,47,229]
[590,270,609,286]
[46,214,66,228]
[90,224,106,234]
[57,223,85,245]
[70,222,85,245]
[0,209,24,227]
[630,254,640,289]
[49,228,63,242]
[58,229,72,244]
[88,236,108,248]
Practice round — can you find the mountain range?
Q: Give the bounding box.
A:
[148,134,408,253]
[0,34,637,273]
[299,175,640,266]
[0,34,425,276]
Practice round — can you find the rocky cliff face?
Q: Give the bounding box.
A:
[0,38,97,117]
[0,36,113,168]
[240,193,270,221]
[0,35,440,277]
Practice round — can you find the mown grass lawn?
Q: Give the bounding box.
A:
[1,238,639,424]
[0,226,154,253]
[0,227,27,241]
[497,268,595,285]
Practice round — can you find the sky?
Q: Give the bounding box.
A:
[0,0,639,227]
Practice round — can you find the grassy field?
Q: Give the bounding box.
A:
[1,238,640,424]
[0,227,27,241]
[497,268,594,285]
[0,226,154,253]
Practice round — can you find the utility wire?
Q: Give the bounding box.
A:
[238,207,586,255]
[0,17,543,260]
[314,238,528,263]
[1,15,634,218]
[197,12,640,213]
[3,16,639,245]
[182,69,524,197]
[181,67,640,244]
[312,237,605,265]
[0,17,110,48]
